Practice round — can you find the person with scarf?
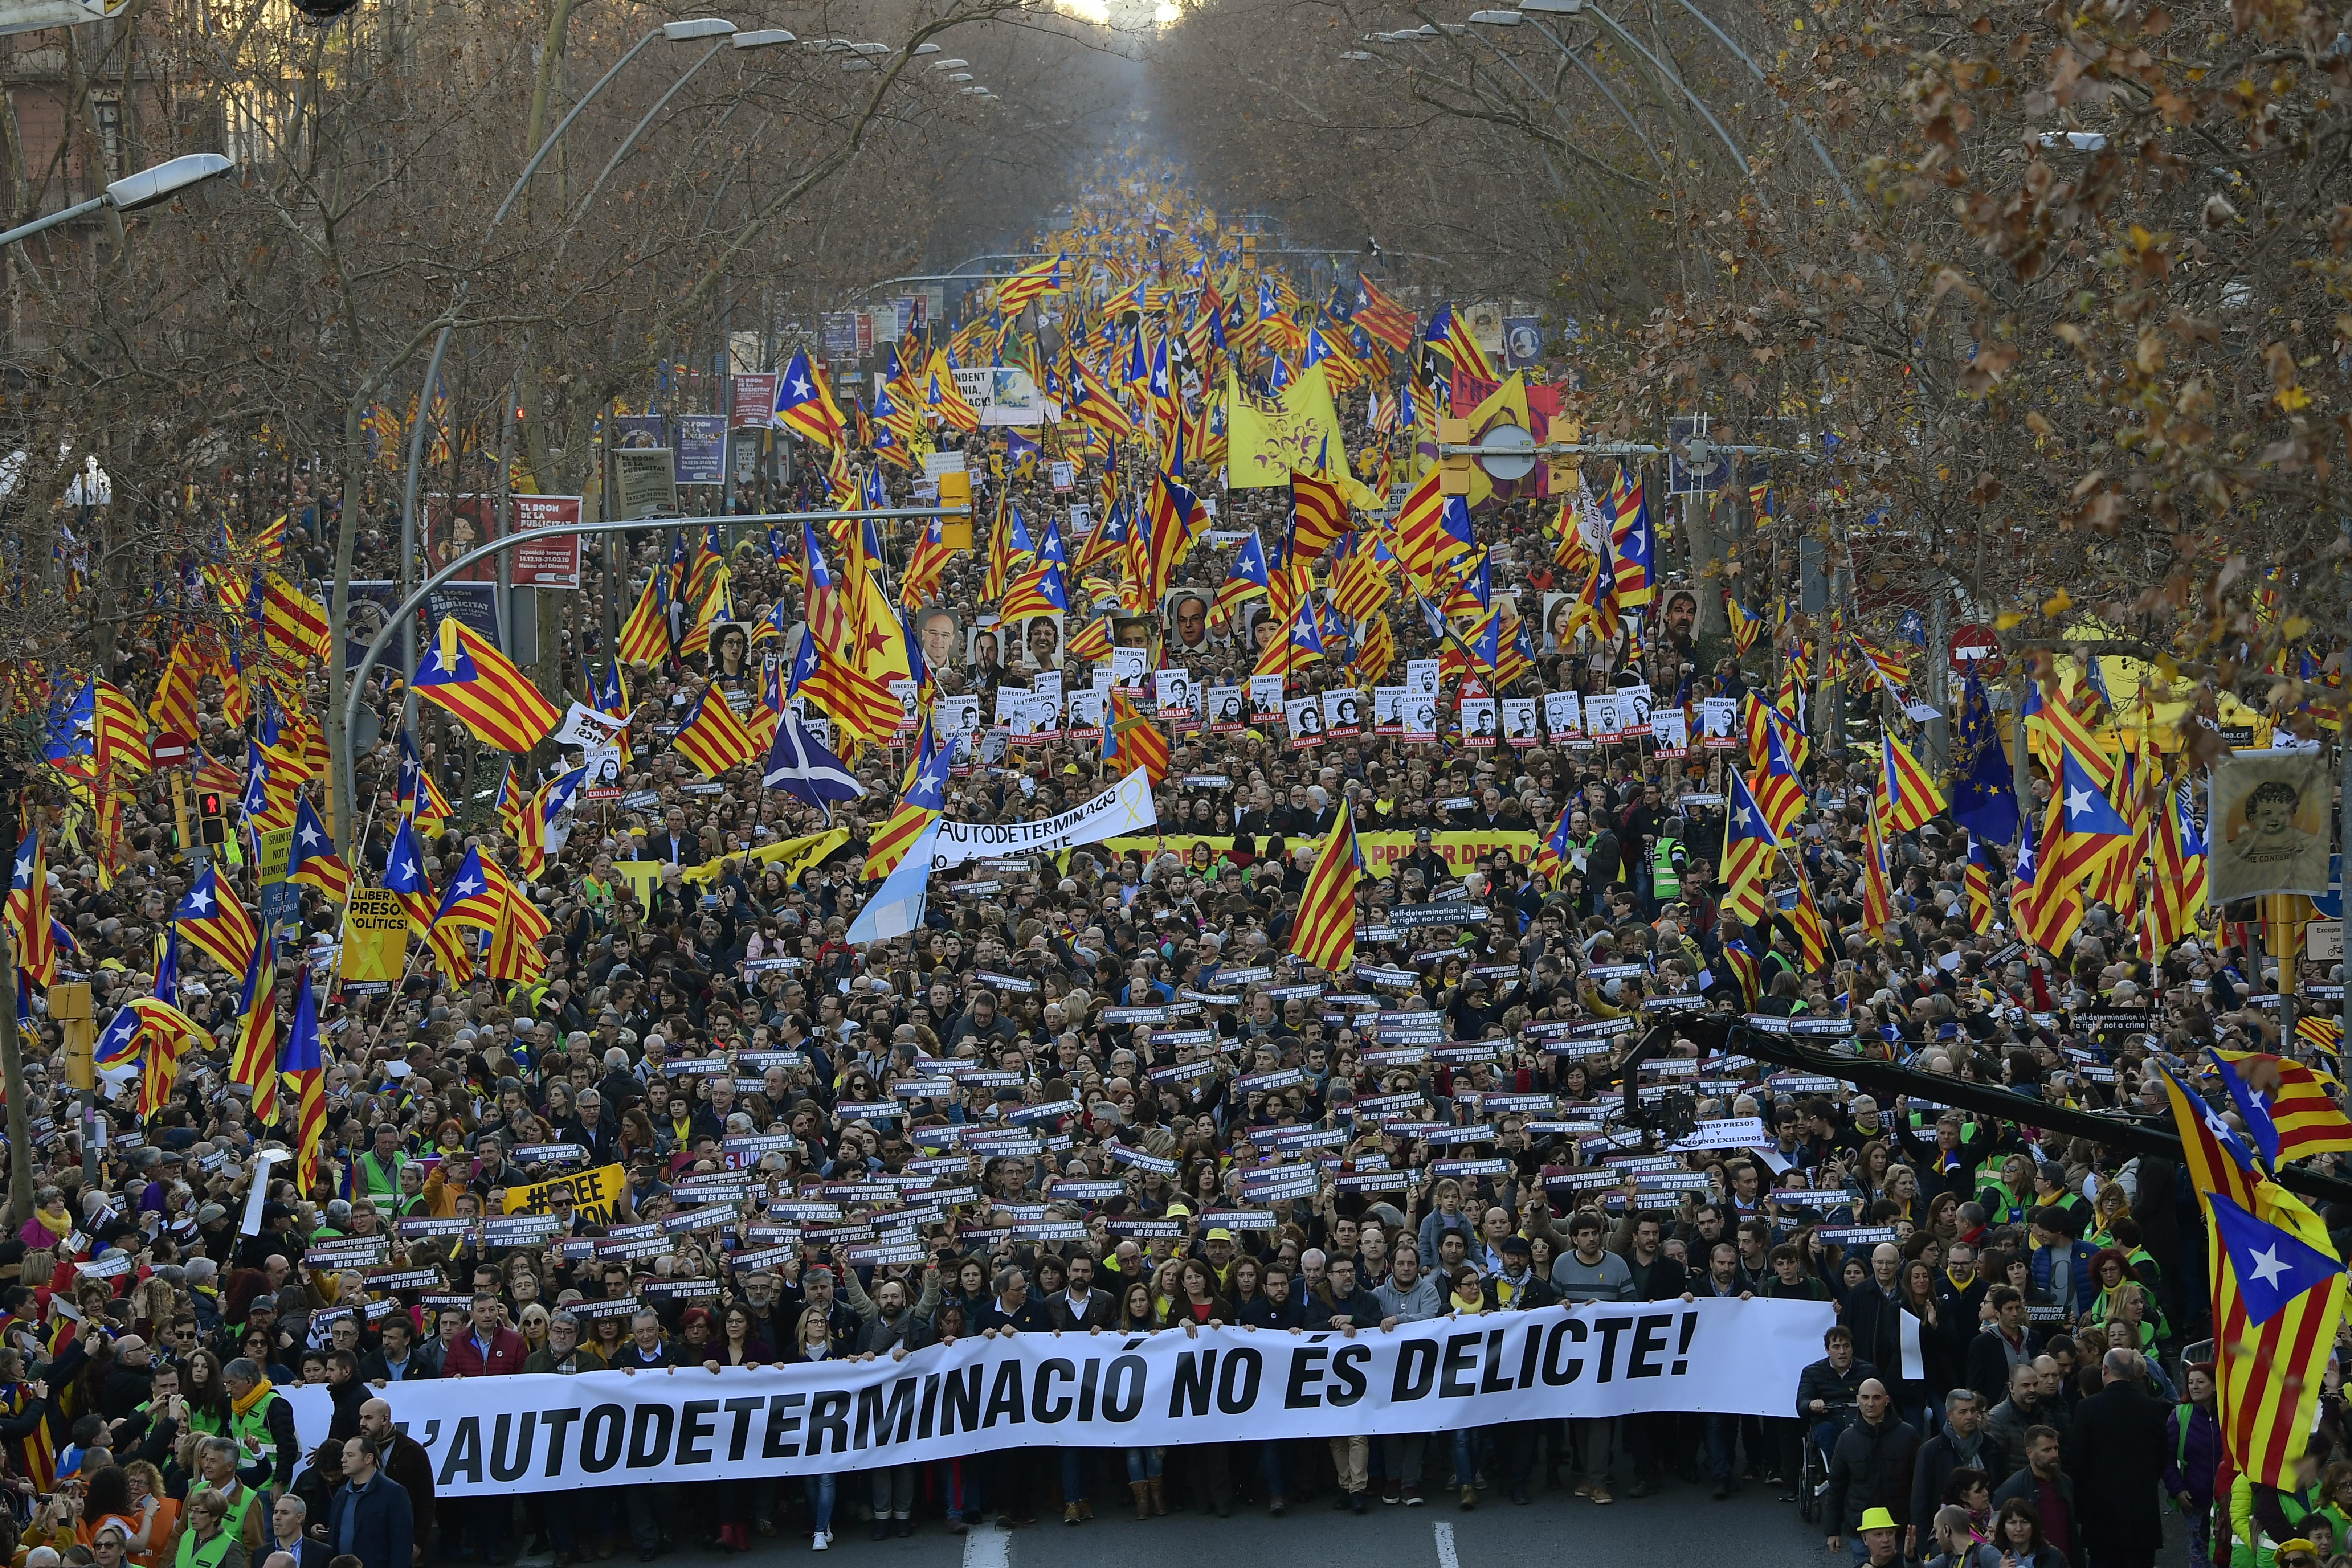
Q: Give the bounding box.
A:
[220,1357,297,1527]
[1912,1391,1996,1556]
[1977,1154,2035,1233]
[0,1348,59,1493]
[20,1188,76,1252]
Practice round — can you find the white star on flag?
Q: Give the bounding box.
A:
[297,825,321,847]
[2247,1244,2291,1288]
[187,888,212,912]
[790,377,812,398]
[2064,785,2093,817]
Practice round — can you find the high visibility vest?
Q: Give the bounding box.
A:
[191,1483,256,1553]
[1651,836,1681,898]
[228,1387,283,1474]
[174,1527,237,1568]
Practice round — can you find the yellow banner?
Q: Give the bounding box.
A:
[255,826,294,885]
[1102,830,1537,880]
[504,1162,628,1224]
[611,827,854,907]
[1226,364,1354,489]
[338,888,409,986]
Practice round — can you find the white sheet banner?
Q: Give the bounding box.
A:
[926,766,1157,870]
[284,1300,1829,1497]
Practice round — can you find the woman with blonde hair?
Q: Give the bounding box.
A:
[121,1459,176,1568]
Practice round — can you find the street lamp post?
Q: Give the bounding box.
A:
[340,506,969,779]
[363,19,741,848]
[0,152,232,250]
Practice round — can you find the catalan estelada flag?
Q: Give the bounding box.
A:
[865,720,948,880]
[5,830,56,985]
[229,933,278,1124]
[173,864,257,976]
[412,619,561,754]
[773,348,846,447]
[2214,1048,2352,1166]
[285,797,351,905]
[1878,727,1946,833]
[670,687,762,780]
[1719,768,1779,927]
[280,965,327,1192]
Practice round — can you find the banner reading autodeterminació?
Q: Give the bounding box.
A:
[284,1300,1828,1497]
[927,765,1157,870]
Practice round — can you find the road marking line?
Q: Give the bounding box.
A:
[1434,1521,1460,1568]
[964,1521,1013,1568]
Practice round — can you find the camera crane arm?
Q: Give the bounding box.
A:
[1612,1014,2352,1211]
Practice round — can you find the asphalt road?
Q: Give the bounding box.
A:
[491,1471,2197,1568]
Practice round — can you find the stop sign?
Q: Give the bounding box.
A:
[1948,624,2003,677]
[151,732,189,767]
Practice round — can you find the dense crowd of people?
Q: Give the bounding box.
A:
[9,189,2348,1568]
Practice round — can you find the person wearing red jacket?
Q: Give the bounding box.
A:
[438,1295,525,1563]
[440,1296,527,1378]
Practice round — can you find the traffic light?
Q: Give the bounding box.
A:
[196,789,226,846]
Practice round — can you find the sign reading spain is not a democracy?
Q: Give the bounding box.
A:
[284,1300,1828,1498]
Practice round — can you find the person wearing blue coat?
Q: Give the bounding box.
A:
[322,1433,412,1568]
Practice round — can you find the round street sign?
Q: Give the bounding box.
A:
[1476,421,1537,482]
[1948,623,2003,677]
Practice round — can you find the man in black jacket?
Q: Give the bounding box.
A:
[2066,1348,2169,1568]
[1486,1237,1554,1503]
[1045,1255,1116,1331]
[976,1266,1053,1526]
[1308,1256,1384,1333]
[1964,1287,2040,1410]
[1618,1211,1690,1496]
[1822,1380,1922,1556]
[1910,1390,1997,1557]
[322,1431,412,1568]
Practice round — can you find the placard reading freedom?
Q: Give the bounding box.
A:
[284,1299,1828,1497]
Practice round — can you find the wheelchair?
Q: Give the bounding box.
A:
[1797,1402,1858,1525]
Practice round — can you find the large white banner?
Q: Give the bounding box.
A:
[285,1300,1828,1497]
[927,766,1157,870]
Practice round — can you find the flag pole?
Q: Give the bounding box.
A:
[2340,721,2352,1058]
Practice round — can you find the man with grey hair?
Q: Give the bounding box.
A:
[220,1357,297,1521]
[191,1432,267,1554]
[270,1494,330,1568]
[2067,1346,2169,1568]
[1909,1389,1992,1555]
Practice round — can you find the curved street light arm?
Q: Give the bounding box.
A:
[335,505,970,856]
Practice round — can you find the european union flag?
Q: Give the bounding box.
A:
[1949,674,2020,847]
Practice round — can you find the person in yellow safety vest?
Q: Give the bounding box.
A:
[220,1359,296,1529]
[2233,1451,2324,1568]
[182,1435,266,1560]
[172,1489,241,1568]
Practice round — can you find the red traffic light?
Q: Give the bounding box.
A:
[196,791,224,817]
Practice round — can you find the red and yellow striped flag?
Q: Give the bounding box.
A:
[1289,803,1361,974]
[670,688,762,779]
[411,620,561,755]
[616,567,674,668]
